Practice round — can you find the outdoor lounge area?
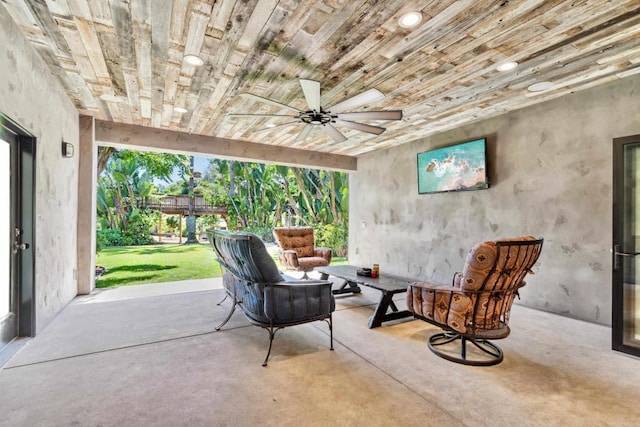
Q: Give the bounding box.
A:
[1,279,639,425]
[3,1,640,425]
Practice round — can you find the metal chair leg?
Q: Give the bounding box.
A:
[215,299,236,331]
[262,325,282,367]
[216,294,228,305]
[325,314,334,350]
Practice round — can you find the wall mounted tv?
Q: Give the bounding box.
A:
[417,138,489,194]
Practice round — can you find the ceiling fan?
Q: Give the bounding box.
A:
[229,79,403,143]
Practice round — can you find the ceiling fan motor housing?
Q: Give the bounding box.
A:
[300,110,334,125]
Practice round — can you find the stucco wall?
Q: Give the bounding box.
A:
[0,5,79,333]
[350,74,640,325]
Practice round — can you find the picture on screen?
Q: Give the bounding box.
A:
[417,138,489,194]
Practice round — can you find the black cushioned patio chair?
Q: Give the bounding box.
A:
[207,229,335,366]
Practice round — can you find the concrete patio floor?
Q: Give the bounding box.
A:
[1,276,639,426]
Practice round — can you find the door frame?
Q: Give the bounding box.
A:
[0,115,35,344]
[612,134,640,357]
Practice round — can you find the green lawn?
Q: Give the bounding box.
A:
[95,243,221,288]
[96,243,348,288]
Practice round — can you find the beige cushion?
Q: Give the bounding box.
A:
[273,227,315,258]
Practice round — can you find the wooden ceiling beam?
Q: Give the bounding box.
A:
[94,119,357,171]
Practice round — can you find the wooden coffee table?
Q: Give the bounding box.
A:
[317,265,413,329]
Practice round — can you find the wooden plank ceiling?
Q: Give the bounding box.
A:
[5,0,640,157]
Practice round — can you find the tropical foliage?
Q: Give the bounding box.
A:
[201,160,349,253]
[96,150,349,256]
[96,150,189,248]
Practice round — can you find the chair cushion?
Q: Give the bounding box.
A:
[298,256,330,270]
[273,227,315,257]
[408,236,542,336]
[236,232,283,283]
[461,235,536,291]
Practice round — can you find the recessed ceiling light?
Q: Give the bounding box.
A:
[99,94,125,103]
[496,61,518,72]
[398,12,422,28]
[266,123,276,128]
[184,55,204,66]
[528,81,554,92]
[174,107,188,113]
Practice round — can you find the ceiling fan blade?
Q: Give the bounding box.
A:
[333,119,386,135]
[323,124,348,143]
[239,93,303,113]
[255,121,300,132]
[336,110,403,121]
[228,113,298,118]
[295,125,313,142]
[328,88,386,113]
[299,79,321,112]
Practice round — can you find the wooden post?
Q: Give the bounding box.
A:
[179,214,183,243]
[158,214,162,242]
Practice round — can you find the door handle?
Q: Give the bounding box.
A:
[12,227,29,254]
[613,245,640,269]
[12,242,29,254]
[616,251,640,257]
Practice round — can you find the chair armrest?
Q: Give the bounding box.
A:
[263,280,335,322]
[314,247,333,263]
[279,250,300,269]
[409,281,460,293]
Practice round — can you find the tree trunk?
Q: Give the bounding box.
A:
[185,156,198,243]
[282,178,305,225]
[329,172,339,224]
[293,169,317,222]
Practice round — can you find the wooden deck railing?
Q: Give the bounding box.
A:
[144,195,226,216]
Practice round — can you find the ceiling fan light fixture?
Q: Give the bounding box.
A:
[496,61,518,72]
[399,11,422,28]
[184,54,204,66]
[528,81,554,92]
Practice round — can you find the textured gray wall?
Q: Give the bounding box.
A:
[350,74,640,325]
[0,5,79,333]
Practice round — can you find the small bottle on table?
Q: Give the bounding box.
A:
[372,264,379,278]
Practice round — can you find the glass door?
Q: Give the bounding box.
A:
[0,126,17,352]
[613,134,640,357]
[0,118,34,356]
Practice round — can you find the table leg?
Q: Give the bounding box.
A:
[319,272,362,295]
[332,280,362,295]
[368,291,411,329]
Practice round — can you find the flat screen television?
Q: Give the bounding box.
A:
[417,138,489,194]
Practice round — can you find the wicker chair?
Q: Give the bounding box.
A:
[208,229,335,366]
[407,236,543,366]
[272,226,332,278]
